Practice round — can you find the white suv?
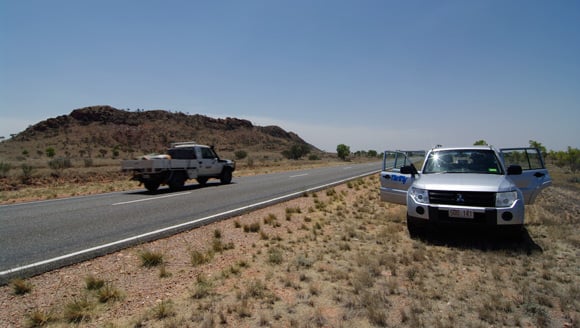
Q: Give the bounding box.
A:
[380,146,551,237]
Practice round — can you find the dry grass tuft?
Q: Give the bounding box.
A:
[63,296,95,323]
[25,309,56,328]
[10,278,32,295]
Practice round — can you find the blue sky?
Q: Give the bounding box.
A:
[1,1,578,152]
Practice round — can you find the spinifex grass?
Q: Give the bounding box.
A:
[139,249,164,267]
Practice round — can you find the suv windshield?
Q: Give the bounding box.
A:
[422,149,503,175]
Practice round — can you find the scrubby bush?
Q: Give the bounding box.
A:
[49,157,72,171]
[0,162,11,178]
[282,144,310,160]
[235,150,248,160]
[21,164,34,183]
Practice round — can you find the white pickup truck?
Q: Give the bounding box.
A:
[121,142,236,192]
[380,146,552,237]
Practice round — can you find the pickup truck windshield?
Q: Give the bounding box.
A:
[422,149,503,175]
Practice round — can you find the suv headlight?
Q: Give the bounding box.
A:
[409,187,429,204]
[496,191,518,207]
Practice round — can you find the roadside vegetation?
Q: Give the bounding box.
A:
[1,168,578,327]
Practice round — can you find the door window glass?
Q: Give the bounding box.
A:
[502,149,544,170]
[201,147,216,159]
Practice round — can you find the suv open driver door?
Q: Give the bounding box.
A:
[380,151,424,205]
[500,148,552,204]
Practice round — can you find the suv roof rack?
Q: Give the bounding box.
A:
[170,141,198,148]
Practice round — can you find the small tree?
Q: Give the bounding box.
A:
[529,140,547,158]
[473,140,488,146]
[337,144,350,160]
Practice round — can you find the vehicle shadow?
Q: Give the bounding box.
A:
[414,226,543,255]
[126,182,236,196]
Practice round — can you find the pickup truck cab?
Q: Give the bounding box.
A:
[380,146,551,236]
[121,142,235,192]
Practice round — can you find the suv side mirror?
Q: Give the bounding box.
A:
[507,165,522,175]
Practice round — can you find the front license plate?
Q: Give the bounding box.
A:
[448,209,474,219]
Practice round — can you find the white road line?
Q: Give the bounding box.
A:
[112,192,191,206]
[289,173,309,178]
[0,169,380,278]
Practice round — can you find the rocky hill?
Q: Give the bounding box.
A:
[0,106,316,160]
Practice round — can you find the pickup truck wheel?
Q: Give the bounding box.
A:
[220,169,232,184]
[197,177,208,186]
[144,181,160,192]
[168,172,187,191]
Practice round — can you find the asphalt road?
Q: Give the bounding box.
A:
[0,162,380,283]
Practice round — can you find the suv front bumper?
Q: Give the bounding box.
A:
[406,196,525,226]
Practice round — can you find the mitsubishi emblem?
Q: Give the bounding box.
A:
[456,193,465,203]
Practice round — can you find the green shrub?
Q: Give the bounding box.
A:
[235,150,248,160]
[45,147,56,158]
[282,144,310,160]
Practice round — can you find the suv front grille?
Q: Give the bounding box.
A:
[428,191,495,207]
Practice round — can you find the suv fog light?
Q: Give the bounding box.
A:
[416,206,425,215]
[502,212,513,221]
